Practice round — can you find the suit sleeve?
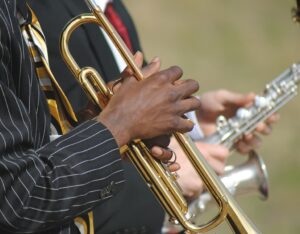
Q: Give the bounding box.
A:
[0,71,125,233]
[0,2,124,233]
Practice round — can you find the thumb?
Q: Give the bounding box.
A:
[120,51,144,78]
[142,57,161,78]
[133,51,144,68]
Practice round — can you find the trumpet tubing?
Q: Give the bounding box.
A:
[60,1,260,233]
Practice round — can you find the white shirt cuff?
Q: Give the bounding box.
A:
[185,111,204,140]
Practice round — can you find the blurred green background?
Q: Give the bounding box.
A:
[125,0,300,233]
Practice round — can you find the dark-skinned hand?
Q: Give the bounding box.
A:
[97,65,200,147]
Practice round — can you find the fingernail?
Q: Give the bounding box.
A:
[244,133,252,140]
[152,146,163,156]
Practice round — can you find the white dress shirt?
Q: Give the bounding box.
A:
[95,0,127,72]
[94,0,204,140]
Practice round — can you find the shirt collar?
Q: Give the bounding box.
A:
[93,0,113,11]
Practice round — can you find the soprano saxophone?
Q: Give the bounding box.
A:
[204,63,300,147]
[163,63,300,233]
[194,62,300,212]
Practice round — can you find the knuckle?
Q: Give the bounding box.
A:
[182,120,194,133]
[164,118,174,132]
[169,117,180,130]
[187,79,200,92]
[172,117,180,128]
[167,89,179,102]
[158,73,169,82]
[170,66,183,77]
[192,96,202,108]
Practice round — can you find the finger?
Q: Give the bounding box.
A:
[196,142,230,162]
[255,122,272,135]
[244,133,262,146]
[120,74,138,87]
[174,79,200,99]
[235,135,261,154]
[244,133,254,141]
[144,135,171,149]
[222,90,255,107]
[107,79,123,93]
[151,146,173,161]
[266,113,280,124]
[244,92,256,107]
[174,117,195,133]
[120,51,144,78]
[206,157,225,175]
[112,81,122,92]
[134,51,144,68]
[167,163,180,172]
[142,57,161,78]
[156,66,183,83]
[206,145,230,162]
[259,125,272,135]
[235,141,252,154]
[176,96,201,115]
[255,122,266,132]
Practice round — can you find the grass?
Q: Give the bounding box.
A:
[125,0,300,233]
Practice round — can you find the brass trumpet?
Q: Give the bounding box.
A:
[60,1,259,233]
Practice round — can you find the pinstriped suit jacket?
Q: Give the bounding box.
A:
[0,1,124,233]
[28,1,165,233]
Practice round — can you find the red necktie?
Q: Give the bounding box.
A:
[105,2,133,53]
